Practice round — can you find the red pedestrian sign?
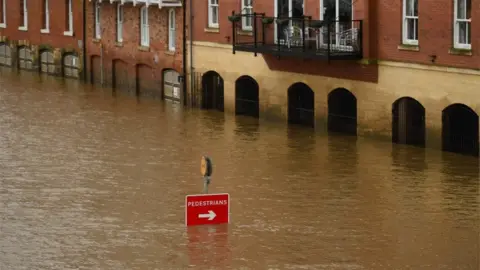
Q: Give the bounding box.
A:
[185,193,230,226]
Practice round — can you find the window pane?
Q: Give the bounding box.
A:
[413,0,418,16]
[212,7,218,23]
[457,0,466,19]
[406,0,412,16]
[407,18,418,40]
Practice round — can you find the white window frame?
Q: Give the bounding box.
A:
[453,0,471,50]
[18,0,28,31]
[0,0,6,28]
[208,0,219,28]
[116,4,123,42]
[402,0,418,45]
[40,0,49,33]
[168,9,176,51]
[241,0,253,31]
[63,0,73,36]
[140,6,149,47]
[94,2,101,39]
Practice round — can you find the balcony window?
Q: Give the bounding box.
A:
[241,0,253,31]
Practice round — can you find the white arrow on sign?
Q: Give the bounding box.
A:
[198,210,216,221]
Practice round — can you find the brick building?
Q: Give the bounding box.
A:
[187,0,480,157]
[86,0,184,101]
[0,0,84,78]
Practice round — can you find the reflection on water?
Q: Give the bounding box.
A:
[0,69,478,270]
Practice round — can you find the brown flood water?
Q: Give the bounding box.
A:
[0,69,478,270]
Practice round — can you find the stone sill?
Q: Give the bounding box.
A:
[138,45,150,52]
[449,48,472,56]
[398,44,419,51]
[237,30,252,36]
[92,39,101,43]
[0,23,6,28]
[115,42,123,47]
[18,26,28,32]
[165,50,175,56]
[40,29,50,34]
[63,31,74,37]
[204,27,220,33]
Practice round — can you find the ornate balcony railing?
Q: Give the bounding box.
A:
[89,0,182,8]
[229,12,363,60]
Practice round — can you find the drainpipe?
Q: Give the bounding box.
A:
[182,0,188,106]
[189,0,194,107]
[100,42,104,86]
[82,0,87,82]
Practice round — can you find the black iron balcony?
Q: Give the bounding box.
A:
[229,12,363,60]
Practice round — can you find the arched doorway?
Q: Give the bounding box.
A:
[39,50,55,74]
[163,69,181,102]
[287,83,314,127]
[392,97,425,146]
[90,55,101,86]
[235,75,259,118]
[0,43,12,67]
[136,64,156,98]
[18,46,33,70]
[328,88,357,135]
[201,71,224,111]
[112,59,129,92]
[63,53,80,78]
[442,104,479,156]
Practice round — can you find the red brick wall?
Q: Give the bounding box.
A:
[0,0,83,51]
[86,2,184,98]
[190,0,378,83]
[377,0,479,69]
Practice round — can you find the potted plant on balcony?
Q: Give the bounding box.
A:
[228,15,241,22]
[275,18,288,25]
[262,17,274,25]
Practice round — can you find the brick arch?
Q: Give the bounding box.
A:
[162,68,181,101]
[112,59,129,92]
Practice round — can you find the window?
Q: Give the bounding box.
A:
[94,2,101,39]
[168,9,176,51]
[19,0,28,30]
[241,0,252,31]
[454,0,471,49]
[41,0,49,33]
[208,0,219,28]
[0,0,6,28]
[402,0,418,45]
[116,4,123,42]
[64,0,73,35]
[140,6,149,46]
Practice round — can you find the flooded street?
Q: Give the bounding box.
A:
[0,69,478,270]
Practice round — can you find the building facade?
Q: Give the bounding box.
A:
[86,0,184,101]
[187,0,480,157]
[0,0,84,78]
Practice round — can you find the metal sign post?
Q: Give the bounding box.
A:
[200,156,213,194]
